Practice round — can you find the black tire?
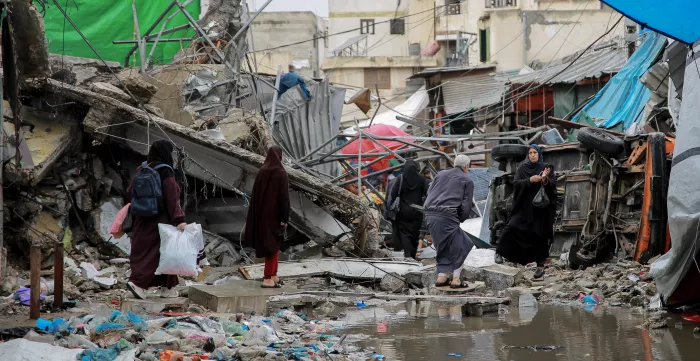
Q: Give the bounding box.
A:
[576,127,624,155]
[491,144,529,162]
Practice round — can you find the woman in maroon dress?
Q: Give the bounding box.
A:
[244,146,290,288]
[126,140,186,299]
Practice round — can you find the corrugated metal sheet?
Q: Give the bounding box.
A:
[273,79,343,178]
[509,46,628,85]
[442,73,509,115]
[468,167,503,215]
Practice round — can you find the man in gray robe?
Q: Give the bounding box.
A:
[424,155,474,288]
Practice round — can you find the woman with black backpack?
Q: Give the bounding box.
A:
[126,140,187,299]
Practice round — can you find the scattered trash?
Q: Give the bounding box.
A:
[356,302,368,309]
[628,274,641,282]
[582,295,600,305]
[447,353,462,357]
[504,345,563,351]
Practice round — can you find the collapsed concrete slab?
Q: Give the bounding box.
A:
[26,79,366,241]
[3,105,80,185]
[239,259,422,281]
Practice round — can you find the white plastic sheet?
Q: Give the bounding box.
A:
[0,339,82,361]
[155,223,204,276]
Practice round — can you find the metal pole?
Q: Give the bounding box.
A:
[30,244,40,320]
[124,0,177,66]
[132,3,147,73]
[229,0,274,43]
[174,0,227,63]
[298,132,342,162]
[54,241,63,309]
[145,0,195,66]
[269,65,282,125]
[357,121,363,195]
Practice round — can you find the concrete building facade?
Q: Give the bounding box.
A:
[247,11,327,78]
[325,0,623,73]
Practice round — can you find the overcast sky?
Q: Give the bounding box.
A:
[247,0,329,17]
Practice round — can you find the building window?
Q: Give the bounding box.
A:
[360,19,375,35]
[447,4,461,15]
[446,0,461,15]
[479,28,490,63]
[485,0,517,8]
[390,18,405,35]
[364,68,391,89]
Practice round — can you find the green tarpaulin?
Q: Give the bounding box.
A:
[43,0,201,66]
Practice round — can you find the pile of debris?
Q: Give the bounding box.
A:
[0,306,380,361]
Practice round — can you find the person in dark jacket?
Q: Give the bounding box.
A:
[423,155,474,289]
[390,160,429,259]
[244,146,291,288]
[385,176,403,253]
[495,144,556,279]
[127,140,186,299]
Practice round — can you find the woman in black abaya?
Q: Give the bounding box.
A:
[495,144,556,279]
[390,160,429,259]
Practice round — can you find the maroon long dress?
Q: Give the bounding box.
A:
[244,146,290,259]
[126,164,185,289]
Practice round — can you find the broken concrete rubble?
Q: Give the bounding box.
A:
[8,0,51,80]
[239,259,422,281]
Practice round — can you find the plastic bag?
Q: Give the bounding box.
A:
[532,185,550,208]
[109,203,131,239]
[155,223,204,276]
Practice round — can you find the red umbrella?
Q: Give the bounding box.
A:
[341,124,413,170]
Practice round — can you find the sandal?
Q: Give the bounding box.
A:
[261,283,282,289]
[450,281,470,289]
[435,278,450,287]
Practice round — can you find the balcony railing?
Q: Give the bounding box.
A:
[485,0,517,8]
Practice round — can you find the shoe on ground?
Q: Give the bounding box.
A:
[533,268,545,279]
[127,281,146,300]
[494,253,504,264]
[160,287,179,298]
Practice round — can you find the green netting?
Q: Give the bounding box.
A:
[43,0,201,66]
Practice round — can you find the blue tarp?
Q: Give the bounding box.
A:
[601,0,700,44]
[572,32,667,130]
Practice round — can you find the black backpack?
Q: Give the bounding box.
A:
[130,162,173,217]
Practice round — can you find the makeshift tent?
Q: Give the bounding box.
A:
[340,124,413,171]
[351,86,429,131]
[650,40,700,307]
[601,0,700,44]
[571,32,667,130]
[43,0,201,65]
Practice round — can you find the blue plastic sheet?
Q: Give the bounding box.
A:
[601,0,700,44]
[572,32,667,130]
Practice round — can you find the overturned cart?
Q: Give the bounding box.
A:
[23,78,368,247]
[486,128,674,266]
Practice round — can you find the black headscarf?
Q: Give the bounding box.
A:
[515,144,555,185]
[147,140,174,167]
[146,140,175,179]
[401,159,423,190]
[516,144,545,180]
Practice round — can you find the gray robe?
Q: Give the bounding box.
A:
[423,168,474,274]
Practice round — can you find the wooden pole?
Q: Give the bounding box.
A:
[54,241,63,309]
[30,244,41,320]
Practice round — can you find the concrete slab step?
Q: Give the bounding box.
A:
[188,280,296,314]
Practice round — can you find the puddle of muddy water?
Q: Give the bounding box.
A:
[335,303,699,361]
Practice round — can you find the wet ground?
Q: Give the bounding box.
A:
[340,302,699,361]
